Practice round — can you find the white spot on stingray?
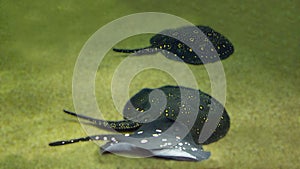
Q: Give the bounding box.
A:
[156,129,162,133]
[103,137,107,141]
[124,133,130,137]
[152,133,160,137]
[95,136,99,140]
[140,139,148,144]
[191,147,198,151]
[137,131,143,134]
[162,138,167,142]
[178,142,183,146]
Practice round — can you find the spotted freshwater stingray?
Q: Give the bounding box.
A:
[113,25,234,65]
[49,86,230,161]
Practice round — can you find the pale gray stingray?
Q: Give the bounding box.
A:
[50,118,210,161]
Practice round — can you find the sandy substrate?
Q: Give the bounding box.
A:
[0,0,299,168]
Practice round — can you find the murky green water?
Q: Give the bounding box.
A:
[1,0,299,168]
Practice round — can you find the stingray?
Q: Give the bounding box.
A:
[113,25,234,65]
[49,86,230,161]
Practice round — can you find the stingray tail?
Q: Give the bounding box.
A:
[113,46,160,55]
[49,134,122,146]
[63,110,141,132]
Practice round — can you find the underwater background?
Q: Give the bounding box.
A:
[0,0,299,168]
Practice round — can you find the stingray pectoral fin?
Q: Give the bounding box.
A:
[100,142,154,157]
[151,148,211,161]
[100,118,210,161]
[100,140,210,161]
[152,132,210,161]
[63,110,141,132]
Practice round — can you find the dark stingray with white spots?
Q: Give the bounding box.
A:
[113,25,234,65]
[49,86,230,161]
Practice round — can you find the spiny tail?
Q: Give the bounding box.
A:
[63,110,141,132]
[49,134,122,146]
[113,46,160,55]
[113,48,139,53]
